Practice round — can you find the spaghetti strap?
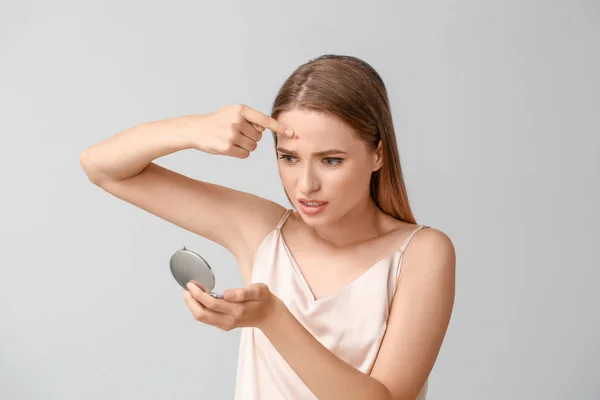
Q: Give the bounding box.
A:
[393,224,431,285]
[276,209,293,229]
[399,224,429,253]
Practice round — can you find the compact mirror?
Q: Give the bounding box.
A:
[169,246,223,298]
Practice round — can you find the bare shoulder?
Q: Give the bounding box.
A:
[237,198,289,257]
[400,226,456,279]
[232,198,289,282]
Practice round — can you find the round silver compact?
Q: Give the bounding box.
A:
[169,246,222,298]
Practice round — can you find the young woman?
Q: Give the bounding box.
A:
[80,54,455,400]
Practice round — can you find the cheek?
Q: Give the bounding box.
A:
[328,166,367,191]
[345,163,374,194]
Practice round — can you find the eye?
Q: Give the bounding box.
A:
[278,154,297,164]
[322,158,343,167]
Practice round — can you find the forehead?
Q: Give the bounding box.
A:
[276,109,362,149]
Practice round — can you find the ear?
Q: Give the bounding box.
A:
[372,140,384,171]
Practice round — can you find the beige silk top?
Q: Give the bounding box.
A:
[235,209,429,399]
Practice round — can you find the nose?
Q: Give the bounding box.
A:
[297,163,320,196]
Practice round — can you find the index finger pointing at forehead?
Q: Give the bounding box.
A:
[241,105,294,137]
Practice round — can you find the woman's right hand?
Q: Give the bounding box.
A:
[183,104,294,159]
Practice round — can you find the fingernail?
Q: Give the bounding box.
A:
[285,128,294,136]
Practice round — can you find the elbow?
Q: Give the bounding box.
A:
[79,149,91,171]
[79,150,95,180]
[79,150,104,185]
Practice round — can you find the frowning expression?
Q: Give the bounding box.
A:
[275,109,382,224]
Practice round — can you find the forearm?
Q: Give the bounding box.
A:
[80,115,196,183]
[260,300,391,400]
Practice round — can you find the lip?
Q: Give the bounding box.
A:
[297,199,329,216]
[298,198,328,204]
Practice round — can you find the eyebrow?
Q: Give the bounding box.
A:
[276,147,348,156]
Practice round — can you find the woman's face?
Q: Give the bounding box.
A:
[275,109,382,226]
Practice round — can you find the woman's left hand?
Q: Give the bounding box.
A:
[183,281,282,331]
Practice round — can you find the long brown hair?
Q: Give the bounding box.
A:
[270,54,416,224]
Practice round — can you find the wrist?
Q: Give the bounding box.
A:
[167,114,205,151]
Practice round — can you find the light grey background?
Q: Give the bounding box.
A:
[1,1,598,399]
